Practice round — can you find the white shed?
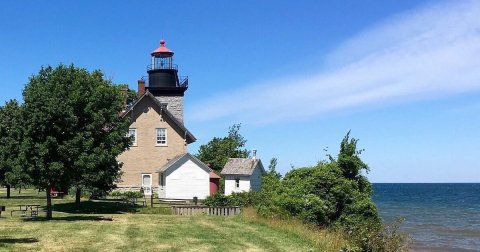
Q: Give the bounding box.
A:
[156,153,212,199]
[221,157,265,196]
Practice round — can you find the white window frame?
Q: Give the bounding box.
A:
[156,128,167,146]
[128,128,137,146]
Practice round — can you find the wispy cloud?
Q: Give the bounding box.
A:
[190,0,480,124]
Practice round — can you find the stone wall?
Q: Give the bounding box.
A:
[155,96,184,124]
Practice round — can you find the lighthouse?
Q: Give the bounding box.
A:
[138,40,188,124]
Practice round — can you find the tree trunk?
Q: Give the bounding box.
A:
[75,187,81,208]
[6,184,11,198]
[46,186,52,220]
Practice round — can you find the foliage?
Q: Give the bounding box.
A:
[196,124,249,172]
[203,191,261,207]
[118,83,138,107]
[21,64,131,219]
[340,217,410,252]
[109,190,144,199]
[328,131,370,181]
[254,132,408,251]
[0,100,30,197]
[267,157,282,179]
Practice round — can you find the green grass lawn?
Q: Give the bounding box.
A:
[0,188,346,251]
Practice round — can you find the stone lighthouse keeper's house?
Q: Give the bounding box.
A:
[117,40,216,199]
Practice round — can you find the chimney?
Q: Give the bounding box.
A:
[252,149,257,160]
[137,79,145,97]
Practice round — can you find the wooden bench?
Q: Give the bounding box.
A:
[0,206,5,217]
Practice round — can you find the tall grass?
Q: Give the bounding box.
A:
[241,207,349,251]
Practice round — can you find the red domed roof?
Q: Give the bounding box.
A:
[151,40,174,57]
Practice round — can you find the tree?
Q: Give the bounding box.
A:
[332,131,369,179]
[22,64,131,219]
[256,132,381,249]
[196,124,249,172]
[267,157,282,179]
[0,100,29,198]
[118,83,137,107]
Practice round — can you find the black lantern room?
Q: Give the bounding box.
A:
[146,40,188,96]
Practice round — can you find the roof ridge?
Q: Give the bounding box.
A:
[121,90,196,143]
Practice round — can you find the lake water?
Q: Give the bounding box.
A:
[373,183,480,251]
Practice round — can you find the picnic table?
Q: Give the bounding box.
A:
[11,204,41,217]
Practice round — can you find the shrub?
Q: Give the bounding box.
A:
[254,133,411,250]
[340,217,410,252]
[203,192,230,206]
[204,191,261,207]
[123,191,143,199]
[109,190,123,198]
[108,190,143,199]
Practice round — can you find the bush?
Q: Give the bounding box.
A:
[203,192,230,206]
[340,217,410,252]
[108,190,143,199]
[109,190,123,198]
[204,191,261,207]
[254,133,410,250]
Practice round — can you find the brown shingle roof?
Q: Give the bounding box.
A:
[220,158,265,175]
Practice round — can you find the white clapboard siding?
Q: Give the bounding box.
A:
[250,165,262,192]
[224,175,251,196]
[165,160,210,199]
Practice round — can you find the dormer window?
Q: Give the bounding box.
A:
[156,128,167,146]
[128,128,137,146]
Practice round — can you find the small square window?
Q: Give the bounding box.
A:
[128,128,137,146]
[156,128,167,146]
[235,178,240,188]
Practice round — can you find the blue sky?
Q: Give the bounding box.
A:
[1,0,479,182]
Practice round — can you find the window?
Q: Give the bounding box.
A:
[156,128,167,146]
[235,178,240,189]
[128,128,137,146]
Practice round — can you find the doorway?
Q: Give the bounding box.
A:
[142,174,152,195]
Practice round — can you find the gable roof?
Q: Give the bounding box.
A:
[156,153,212,173]
[221,158,265,176]
[121,90,196,144]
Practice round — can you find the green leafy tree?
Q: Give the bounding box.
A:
[0,100,30,198]
[22,64,131,219]
[118,84,138,107]
[267,157,282,179]
[329,131,369,178]
[196,124,249,172]
[256,132,389,250]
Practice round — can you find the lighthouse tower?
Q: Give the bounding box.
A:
[138,40,188,124]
